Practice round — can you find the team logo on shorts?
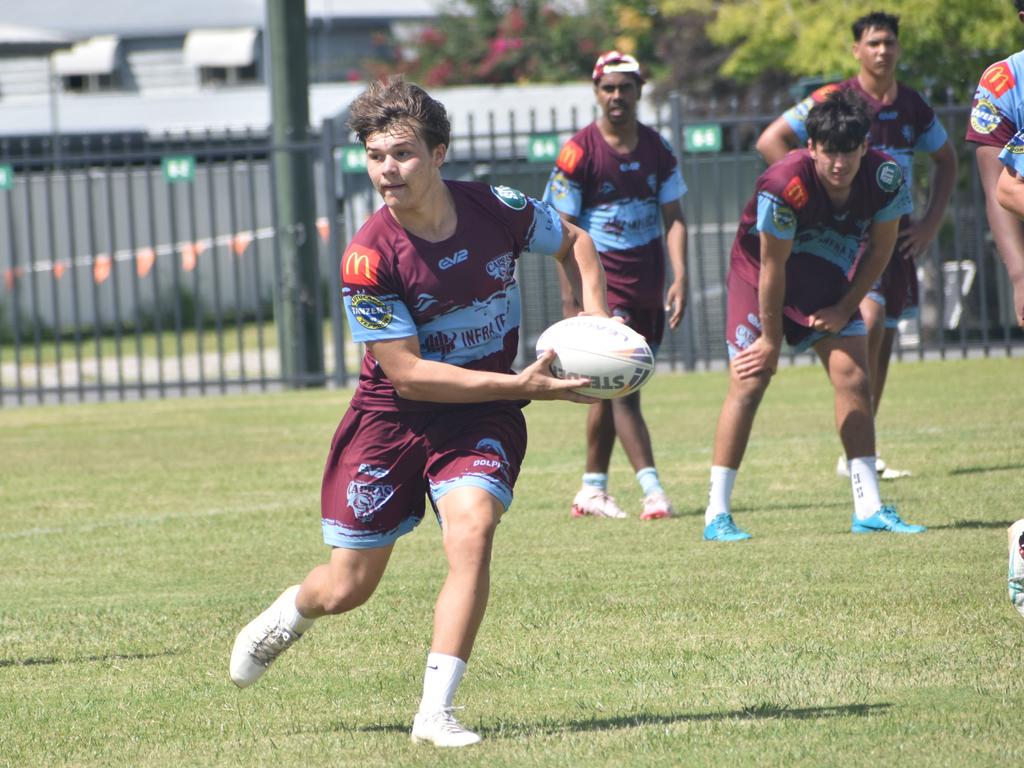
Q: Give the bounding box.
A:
[350,293,393,330]
[346,480,395,522]
[491,185,528,210]
[772,202,795,231]
[970,98,1002,135]
[475,438,508,462]
[876,161,903,193]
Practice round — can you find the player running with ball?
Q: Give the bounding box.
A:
[229,78,610,748]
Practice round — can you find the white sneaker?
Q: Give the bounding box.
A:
[1009,520,1024,618]
[571,486,627,519]
[230,585,306,688]
[640,490,677,520]
[835,455,911,480]
[411,708,482,747]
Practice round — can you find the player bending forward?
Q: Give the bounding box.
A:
[701,89,926,542]
[229,78,610,748]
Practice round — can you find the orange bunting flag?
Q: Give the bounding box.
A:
[53,261,66,280]
[181,243,198,272]
[316,217,330,243]
[232,232,253,257]
[93,255,112,284]
[3,268,15,290]
[136,247,155,278]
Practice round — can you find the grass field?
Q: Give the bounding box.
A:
[1,357,1022,767]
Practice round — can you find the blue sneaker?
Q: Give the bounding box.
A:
[703,513,752,542]
[851,505,926,534]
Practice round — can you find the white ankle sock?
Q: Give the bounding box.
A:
[849,456,883,520]
[419,652,466,713]
[705,465,737,525]
[280,585,315,634]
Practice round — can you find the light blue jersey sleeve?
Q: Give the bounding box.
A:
[915,117,948,154]
[658,166,687,204]
[525,198,565,254]
[755,192,797,240]
[874,184,913,223]
[344,293,417,343]
[999,129,1024,175]
[541,168,583,218]
[783,97,815,143]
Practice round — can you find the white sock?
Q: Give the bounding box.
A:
[279,585,315,634]
[849,456,883,520]
[419,652,466,713]
[705,465,737,525]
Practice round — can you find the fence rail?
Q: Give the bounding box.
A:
[1,94,1021,406]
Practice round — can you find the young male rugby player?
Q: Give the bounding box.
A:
[702,89,926,541]
[229,78,610,748]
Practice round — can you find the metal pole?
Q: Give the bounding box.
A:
[266,0,324,387]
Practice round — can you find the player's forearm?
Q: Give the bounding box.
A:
[757,262,786,346]
[665,218,687,289]
[987,193,1024,282]
[559,229,609,316]
[844,244,892,315]
[390,358,526,403]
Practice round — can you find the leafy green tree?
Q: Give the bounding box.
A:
[368,0,663,86]
[659,0,1024,99]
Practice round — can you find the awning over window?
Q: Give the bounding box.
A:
[183,28,258,69]
[53,35,120,76]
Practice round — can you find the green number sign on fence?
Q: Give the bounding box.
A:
[0,164,13,190]
[527,133,560,163]
[162,155,195,183]
[338,145,368,173]
[684,124,722,153]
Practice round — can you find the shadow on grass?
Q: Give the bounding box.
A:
[928,519,1017,531]
[949,463,1024,476]
[0,650,176,669]
[356,702,892,735]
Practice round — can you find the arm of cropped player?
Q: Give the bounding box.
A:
[897,139,957,259]
[755,116,800,166]
[979,145,1024,328]
[553,220,610,318]
[811,217,900,334]
[995,166,1024,329]
[661,200,688,329]
[554,212,583,318]
[732,231,791,379]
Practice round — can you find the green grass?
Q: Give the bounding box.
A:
[1,357,1022,767]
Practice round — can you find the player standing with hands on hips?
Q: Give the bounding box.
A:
[229,78,610,748]
[543,51,689,521]
[702,89,927,542]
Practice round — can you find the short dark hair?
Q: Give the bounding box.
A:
[805,89,872,153]
[347,77,451,150]
[852,11,899,40]
[1016,0,1024,13]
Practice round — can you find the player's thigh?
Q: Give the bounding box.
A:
[426,404,527,518]
[814,334,870,391]
[321,408,431,549]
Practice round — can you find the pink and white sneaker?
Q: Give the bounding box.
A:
[640,490,676,521]
[571,486,627,519]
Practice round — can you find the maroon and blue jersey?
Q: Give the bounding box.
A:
[542,121,686,309]
[340,180,563,412]
[966,50,1024,149]
[999,129,1024,174]
[730,149,911,325]
[784,79,948,203]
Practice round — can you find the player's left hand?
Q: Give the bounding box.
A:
[807,305,848,334]
[665,281,687,330]
[897,220,938,260]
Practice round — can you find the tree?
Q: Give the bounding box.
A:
[658,0,1024,100]
[366,0,664,87]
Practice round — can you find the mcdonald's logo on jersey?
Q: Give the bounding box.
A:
[343,245,381,287]
[782,176,809,210]
[556,140,585,174]
[981,61,1015,98]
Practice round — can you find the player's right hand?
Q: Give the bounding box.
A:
[731,338,779,379]
[518,350,598,403]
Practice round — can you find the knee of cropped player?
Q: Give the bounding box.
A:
[438,492,503,573]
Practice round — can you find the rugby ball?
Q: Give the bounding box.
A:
[535,316,654,399]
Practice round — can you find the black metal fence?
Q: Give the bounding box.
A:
[1,93,1021,406]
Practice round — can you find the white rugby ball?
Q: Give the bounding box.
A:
[535,316,654,399]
